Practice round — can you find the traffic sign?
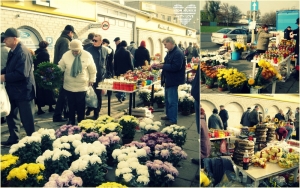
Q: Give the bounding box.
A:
[251,1,259,11]
[102,21,110,30]
[89,23,102,28]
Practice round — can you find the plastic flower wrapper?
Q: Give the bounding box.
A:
[78,119,97,133]
[36,148,72,180]
[118,115,139,139]
[154,90,165,104]
[161,125,187,147]
[154,143,188,166]
[98,122,123,136]
[115,158,150,187]
[146,160,179,187]
[55,124,81,138]
[112,146,149,165]
[7,163,46,187]
[140,132,173,151]
[74,141,107,164]
[31,128,56,153]
[139,118,161,135]
[44,170,83,187]
[69,154,106,187]
[1,154,19,186]
[81,131,99,143]
[9,135,42,164]
[97,182,127,188]
[98,132,121,166]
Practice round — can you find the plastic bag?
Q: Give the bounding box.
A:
[1,84,11,117]
[85,86,98,108]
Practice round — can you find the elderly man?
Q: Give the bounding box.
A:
[58,39,97,125]
[219,105,229,130]
[153,36,185,126]
[249,105,260,127]
[1,28,36,146]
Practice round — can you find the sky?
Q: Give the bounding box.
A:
[200,0,300,15]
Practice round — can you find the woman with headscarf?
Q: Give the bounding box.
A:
[208,108,224,130]
[134,40,150,68]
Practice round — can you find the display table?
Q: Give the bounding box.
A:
[210,136,235,141]
[251,55,292,94]
[97,80,160,116]
[222,156,299,187]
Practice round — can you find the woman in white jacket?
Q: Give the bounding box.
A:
[58,39,97,125]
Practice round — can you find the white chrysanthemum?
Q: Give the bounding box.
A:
[69,161,79,172]
[52,138,61,148]
[136,168,150,177]
[73,134,82,141]
[136,175,150,185]
[18,136,29,144]
[170,125,177,128]
[78,160,88,171]
[128,146,137,152]
[139,122,146,129]
[90,155,102,164]
[136,149,147,157]
[52,153,61,161]
[155,170,161,175]
[121,148,131,154]
[178,132,183,135]
[61,150,72,157]
[87,144,94,154]
[121,167,132,174]
[173,131,178,135]
[127,152,138,158]
[152,125,160,131]
[115,169,121,176]
[36,156,45,165]
[145,124,153,131]
[8,142,24,154]
[43,149,54,160]
[153,121,162,126]
[128,161,140,169]
[117,161,129,169]
[117,153,128,161]
[142,118,153,124]
[60,136,68,143]
[125,157,139,163]
[32,132,40,137]
[138,164,148,171]
[123,173,133,182]
[72,140,82,148]
[180,126,186,130]
[154,150,160,156]
[67,135,76,142]
[112,149,122,159]
[62,143,70,149]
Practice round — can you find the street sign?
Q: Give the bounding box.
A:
[89,23,102,28]
[102,21,110,30]
[251,1,259,11]
[45,37,53,45]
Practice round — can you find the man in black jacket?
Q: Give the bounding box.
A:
[114,37,121,53]
[219,105,229,130]
[249,105,259,127]
[284,26,292,40]
[1,28,36,146]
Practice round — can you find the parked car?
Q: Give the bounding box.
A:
[211,28,251,45]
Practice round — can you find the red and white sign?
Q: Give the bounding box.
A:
[102,21,110,30]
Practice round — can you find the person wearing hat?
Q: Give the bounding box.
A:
[290,18,299,81]
[114,37,121,53]
[57,39,97,125]
[294,107,299,140]
[249,105,260,127]
[240,107,252,127]
[0,28,36,146]
[208,108,224,130]
[219,105,229,130]
[52,25,76,122]
[83,32,95,50]
[1,32,9,70]
[256,24,279,54]
[134,40,150,68]
[284,26,292,40]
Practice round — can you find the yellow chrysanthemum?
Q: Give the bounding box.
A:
[27,164,41,175]
[36,175,43,182]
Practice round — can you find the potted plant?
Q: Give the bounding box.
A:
[154,90,165,108]
[217,68,228,91]
[140,132,173,152]
[203,66,218,88]
[112,146,149,164]
[118,115,139,144]
[225,68,247,93]
[139,117,162,135]
[153,143,188,166]
[138,88,151,106]
[161,124,187,147]
[179,95,194,116]
[44,170,83,187]
[97,182,127,188]
[1,154,19,186]
[98,132,121,166]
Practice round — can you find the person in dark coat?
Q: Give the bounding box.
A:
[275,109,285,121]
[102,38,114,97]
[284,26,292,40]
[240,107,251,126]
[219,105,229,130]
[1,28,36,146]
[290,18,299,81]
[191,66,200,133]
[114,40,133,102]
[134,40,150,68]
[114,37,121,53]
[249,105,259,127]
[208,108,224,130]
[83,32,95,50]
[34,41,56,115]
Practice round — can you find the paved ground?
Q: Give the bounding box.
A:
[201,59,299,94]
[1,94,200,187]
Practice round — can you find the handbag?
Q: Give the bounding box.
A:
[1,84,11,117]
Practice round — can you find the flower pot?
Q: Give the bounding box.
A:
[157,102,165,108]
[181,110,191,116]
[143,101,151,107]
[206,84,214,89]
[231,51,241,60]
[218,87,227,91]
[122,137,134,145]
[250,87,259,94]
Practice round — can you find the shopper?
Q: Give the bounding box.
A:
[186,42,194,63]
[259,112,263,124]
[275,109,285,121]
[284,26,292,40]
[191,66,200,134]
[114,40,133,103]
[219,105,229,130]
[192,42,200,57]
[208,108,224,130]
[52,25,76,122]
[134,40,150,68]
[285,122,294,141]
[240,107,251,126]
[249,105,259,127]
[152,36,185,126]
[1,28,36,146]
[85,34,110,119]
[127,41,136,65]
[102,38,114,78]
[34,41,56,115]
[275,127,288,141]
[114,37,121,53]
[58,39,97,125]
[1,32,9,124]
[82,32,95,50]
[290,18,299,81]
[285,109,294,122]
[256,24,278,54]
[294,107,299,140]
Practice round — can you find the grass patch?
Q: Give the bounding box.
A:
[201,26,229,33]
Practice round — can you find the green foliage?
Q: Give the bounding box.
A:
[34,62,63,90]
[11,142,42,164]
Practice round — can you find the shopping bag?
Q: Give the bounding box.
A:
[85,86,98,108]
[1,84,11,117]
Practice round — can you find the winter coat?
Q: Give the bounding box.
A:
[191,66,199,102]
[208,113,224,130]
[256,30,274,51]
[240,110,251,126]
[134,46,150,68]
[1,42,36,101]
[275,113,285,121]
[1,43,9,70]
[284,28,292,40]
[293,27,299,55]
[249,109,259,126]
[58,50,97,92]
[200,114,211,159]
[83,42,93,50]
[192,47,200,58]
[34,48,50,70]
[114,47,133,76]
[161,45,185,88]
[86,45,109,83]
[186,45,194,61]
[219,109,229,124]
[127,44,136,57]
[53,33,72,65]
[106,46,114,77]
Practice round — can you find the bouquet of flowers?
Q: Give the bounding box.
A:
[81,131,100,143]
[97,182,127,188]
[138,88,151,103]
[34,62,63,90]
[55,124,81,138]
[36,148,72,180]
[115,158,150,187]
[44,170,83,187]
[161,125,187,147]
[225,68,247,92]
[139,117,162,135]
[98,132,121,166]
[7,163,46,187]
[118,115,139,139]
[74,141,107,164]
[112,146,149,164]
[234,42,247,53]
[32,128,56,153]
[146,160,179,187]
[254,59,282,87]
[217,68,229,89]
[154,143,188,166]
[69,154,107,187]
[140,132,173,151]
[1,154,19,186]
[9,136,42,164]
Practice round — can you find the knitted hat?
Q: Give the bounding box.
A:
[69,39,83,51]
[140,40,146,47]
[3,28,20,38]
